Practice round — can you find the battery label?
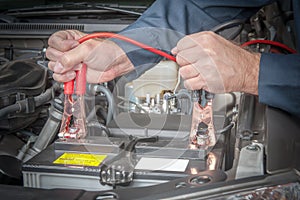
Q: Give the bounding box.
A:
[53,153,107,167]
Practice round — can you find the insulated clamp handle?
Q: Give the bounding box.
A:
[63,63,87,95]
[64,79,74,95]
[75,63,87,95]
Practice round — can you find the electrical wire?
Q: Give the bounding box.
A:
[87,121,111,137]
[241,39,297,54]
[211,19,245,40]
[79,32,298,74]
[210,19,297,54]
[78,32,176,62]
[226,24,244,40]
[216,121,235,134]
[211,19,246,33]
[117,96,148,113]
[173,71,181,94]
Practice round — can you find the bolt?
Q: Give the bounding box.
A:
[246,143,260,151]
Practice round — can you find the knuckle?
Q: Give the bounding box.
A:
[47,33,56,45]
[202,31,215,37]
[176,54,184,65]
[45,48,52,59]
[47,61,55,70]
[176,52,189,65]
[178,67,187,78]
[47,37,55,47]
[191,64,200,74]
[48,31,63,45]
[176,38,185,49]
[184,80,192,89]
[52,73,62,82]
[178,66,185,74]
[177,36,192,50]
[200,31,216,44]
[60,54,71,67]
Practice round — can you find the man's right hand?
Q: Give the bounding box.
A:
[46,30,135,83]
[172,31,260,95]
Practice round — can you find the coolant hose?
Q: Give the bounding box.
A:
[34,82,60,107]
[0,83,60,118]
[0,104,20,118]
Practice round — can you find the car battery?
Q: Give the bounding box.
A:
[22,134,225,191]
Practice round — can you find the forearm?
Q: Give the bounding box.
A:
[114,0,274,80]
[259,53,300,116]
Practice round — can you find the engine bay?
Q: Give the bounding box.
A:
[0,1,300,199]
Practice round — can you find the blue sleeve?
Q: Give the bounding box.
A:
[259,53,300,116]
[114,0,274,80]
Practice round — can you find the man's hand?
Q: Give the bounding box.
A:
[46,30,135,83]
[172,31,260,95]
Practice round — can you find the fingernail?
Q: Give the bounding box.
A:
[71,41,79,49]
[171,47,178,55]
[54,62,64,73]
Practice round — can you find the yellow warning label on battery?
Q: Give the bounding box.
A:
[53,153,107,167]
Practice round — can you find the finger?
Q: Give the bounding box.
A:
[50,61,84,74]
[52,71,76,83]
[176,47,205,66]
[73,63,83,71]
[48,61,55,71]
[176,35,198,51]
[171,47,178,55]
[178,54,216,81]
[184,72,225,93]
[183,74,207,91]
[45,47,64,61]
[58,40,96,72]
[179,64,200,80]
[48,31,79,52]
[47,61,65,73]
